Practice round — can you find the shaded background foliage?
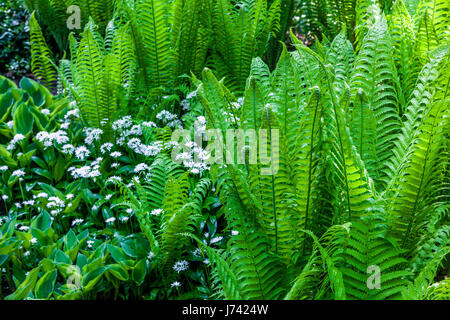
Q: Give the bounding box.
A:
[0,0,30,81]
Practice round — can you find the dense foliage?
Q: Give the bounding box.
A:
[0,0,449,300]
[0,0,30,80]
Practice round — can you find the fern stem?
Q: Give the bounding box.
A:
[266,109,278,254]
[303,90,320,249]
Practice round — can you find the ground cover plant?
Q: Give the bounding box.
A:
[0,0,449,300]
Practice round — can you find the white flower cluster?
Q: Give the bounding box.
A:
[127,138,163,157]
[75,146,90,161]
[134,163,150,173]
[47,196,66,216]
[11,169,26,178]
[150,208,163,216]
[84,128,103,145]
[61,144,75,155]
[194,116,206,135]
[112,116,133,131]
[173,260,189,273]
[68,157,102,180]
[7,134,25,151]
[36,130,70,149]
[176,140,210,175]
[156,110,182,129]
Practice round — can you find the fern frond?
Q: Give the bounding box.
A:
[29,12,56,89]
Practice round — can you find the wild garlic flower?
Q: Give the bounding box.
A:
[0,165,9,172]
[75,146,90,161]
[107,176,122,184]
[194,116,206,134]
[47,197,65,210]
[7,134,25,151]
[170,281,181,288]
[84,128,103,145]
[36,131,70,148]
[112,116,133,131]
[134,163,150,173]
[35,192,48,199]
[210,236,223,244]
[72,219,84,226]
[173,260,189,273]
[12,169,25,178]
[142,121,156,128]
[65,108,79,120]
[105,217,116,224]
[100,143,114,154]
[186,91,197,99]
[60,122,70,130]
[157,110,177,122]
[150,209,163,216]
[61,144,75,155]
[181,99,190,111]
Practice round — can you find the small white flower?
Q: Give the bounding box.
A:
[22,200,35,206]
[186,91,197,99]
[35,192,48,199]
[170,281,181,288]
[84,128,103,145]
[110,151,122,158]
[134,163,150,173]
[12,169,25,178]
[75,146,90,161]
[72,219,84,226]
[87,240,95,248]
[105,217,116,224]
[100,143,114,154]
[41,109,50,115]
[7,134,26,151]
[2,195,8,201]
[19,226,30,231]
[62,144,75,155]
[210,236,223,244]
[30,238,37,244]
[231,230,239,236]
[107,176,122,184]
[142,121,156,128]
[173,260,189,273]
[112,116,133,131]
[0,165,8,172]
[150,208,163,216]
